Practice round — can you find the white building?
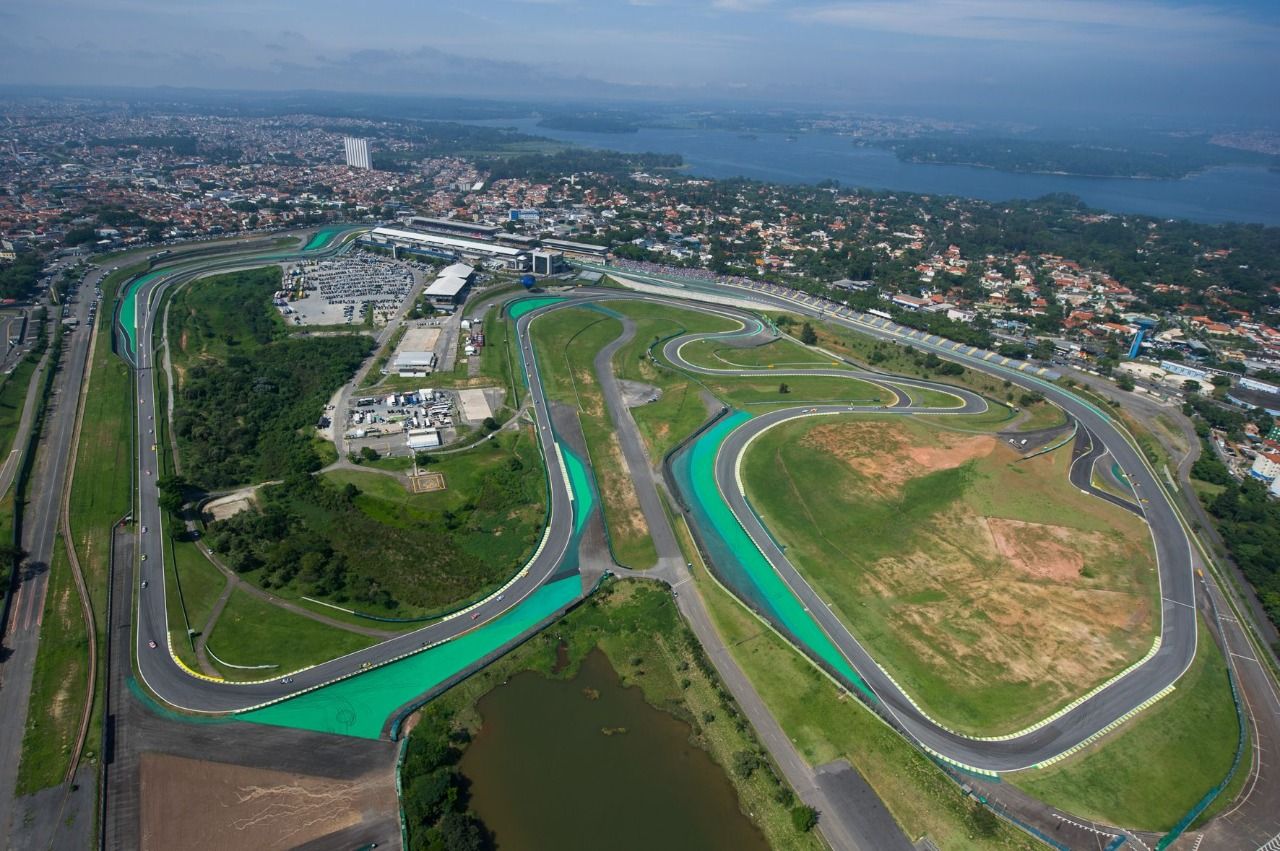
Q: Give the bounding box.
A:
[367,227,528,270]
[1250,450,1280,481]
[407,428,442,449]
[343,137,372,170]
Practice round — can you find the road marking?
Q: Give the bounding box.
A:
[1163,596,1197,610]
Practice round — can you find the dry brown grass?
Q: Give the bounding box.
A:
[140,752,395,850]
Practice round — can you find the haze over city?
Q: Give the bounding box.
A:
[3,0,1279,122]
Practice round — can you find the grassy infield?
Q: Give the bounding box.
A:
[582,299,1236,837]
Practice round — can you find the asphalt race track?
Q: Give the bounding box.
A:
[118,239,1199,775]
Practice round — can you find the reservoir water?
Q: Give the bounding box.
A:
[459,649,769,851]
[469,118,1280,226]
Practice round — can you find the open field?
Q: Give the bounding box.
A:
[742,414,1160,734]
[689,552,1038,850]
[139,751,395,851]
[611,301,737,459]
[531,306,657,569]
[680,336,835,371]
[165,538,228,668]
[402,578,823,851]
[703,373,892,408]
[809,321,1019,403]
[1011,621,1240,831]
[16,536,90,794]
[203,586,376,680]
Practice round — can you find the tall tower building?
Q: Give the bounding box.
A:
[343,136,372,170]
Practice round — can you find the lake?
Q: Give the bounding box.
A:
[459,648,769,851]
[469,118,1280,226]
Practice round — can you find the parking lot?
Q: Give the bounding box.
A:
[279,255,424,326]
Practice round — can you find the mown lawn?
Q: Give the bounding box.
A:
[1010,621,1241,831]
[16,536,90,794]
[203,587,376,680]
[530,306,658,569]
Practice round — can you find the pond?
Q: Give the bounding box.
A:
[459,648,770,851]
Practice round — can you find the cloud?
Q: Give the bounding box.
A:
[711,0,773,9]
[797,0,1278,49]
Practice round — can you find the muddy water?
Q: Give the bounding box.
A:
[459,649,769,851]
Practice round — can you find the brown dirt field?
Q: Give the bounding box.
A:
[139,752,396,851]
[800,420,994,497]
[986,517,1092,581]
[854,506,1150,699]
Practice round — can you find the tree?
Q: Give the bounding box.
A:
[791,805,819,833]
[482,416,500,433]
[1183,380,1201,396]
[359,446,379,462]
[799,323,818,345]
[1116,374,1136,391]
[415,451,434,467]
[778,383,790,394]
[157,475,187,516]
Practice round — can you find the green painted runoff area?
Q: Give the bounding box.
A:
[304,226,347,251]
[676,411,873,700]
[239,575,583,739]
[118,270,163,354]
[507,296,566,320]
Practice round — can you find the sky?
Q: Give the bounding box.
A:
[2,0,1278,125]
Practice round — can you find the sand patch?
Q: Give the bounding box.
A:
[204,487,259,521]
[140,752,395,851]
[801,421,994,497]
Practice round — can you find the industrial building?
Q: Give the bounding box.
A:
[343,137,372,170]
[424,262,476,311]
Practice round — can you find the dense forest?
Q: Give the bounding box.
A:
[205,440,543,613]
[0,254,43,301]
[169,266,371,488]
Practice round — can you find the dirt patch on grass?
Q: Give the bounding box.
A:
[139,752,395,850]
[800,420,994,497]
[986,517,1090,581]
[601,434,650,544]
[862,509,1149,694]
[204,488,259,522]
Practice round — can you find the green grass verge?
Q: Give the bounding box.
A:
[15,535,91,795]
[741,414,1160,735]
[204,586,376,681]
[531,306,658,569]
[1010,620,1241,831]
[610,301,737,460]
[680,337,835,370]
[405,578,824,851]
[69,263,143,771]
[704,373,892,408]
[689,552,1038,850]
[0,357,38,455]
